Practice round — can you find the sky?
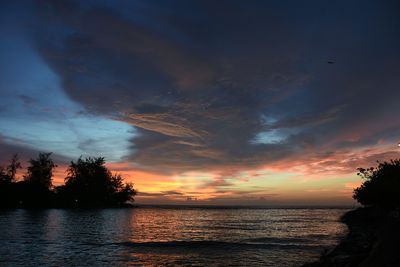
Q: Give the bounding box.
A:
[0,0,399,206]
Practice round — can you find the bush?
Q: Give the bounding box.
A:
[56,157,136,207]
[353,159,400,208]
[24,153,56,189]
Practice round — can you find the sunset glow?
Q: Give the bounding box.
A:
[1,0,399,206]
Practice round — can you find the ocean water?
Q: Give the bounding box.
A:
[0,207,349,266]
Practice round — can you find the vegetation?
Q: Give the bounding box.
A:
[24,152,56,189]
[353,159,400,208]
[56,157,136,207]
[0,153,136,208]
[0,154,22,183]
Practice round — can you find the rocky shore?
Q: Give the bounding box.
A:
[303,207,400,267]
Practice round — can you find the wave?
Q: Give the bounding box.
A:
[202,225,263,230]
[245,234,341,243]
[245,236,312,244]
[114,240,319,250]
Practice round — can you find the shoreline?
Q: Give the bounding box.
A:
[1,204,353,210]
[303,207,400,267]
[0,203,138,209]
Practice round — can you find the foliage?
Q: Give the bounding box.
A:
[0,154,22,206]
[0,166,8,183]
[353,159,400,208]
[57,157,136,207]
[0,153,136,208]
[6,154,22,182]
[24,153,57,189]
[0,154,22,183]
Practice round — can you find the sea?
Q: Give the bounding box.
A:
[0,207,350,266]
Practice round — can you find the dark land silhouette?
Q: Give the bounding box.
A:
[353,159,400,209]
[304,159,400,267]
[0,153,136,208]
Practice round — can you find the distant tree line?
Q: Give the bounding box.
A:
[353,159,400,209]
[0,153,136,208]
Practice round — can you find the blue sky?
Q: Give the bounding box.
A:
[0,27,135,162]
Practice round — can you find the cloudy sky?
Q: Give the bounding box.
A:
[1,0,399,205]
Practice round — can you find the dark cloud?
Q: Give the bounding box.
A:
[202,178,234,188]
[18,95,37,106]
[0,134,70,166]
[20,0,400,174]
[138,190,184,197]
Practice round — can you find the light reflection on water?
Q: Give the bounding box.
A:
[0,208,349,266]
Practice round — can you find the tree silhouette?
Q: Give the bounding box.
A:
[24,153,56,189]
[57,157,136,207]
[7,154,22,182]
[0,154,22,183]
[0,154,22,207]
[353,159,400,208]
[1,153,136,208]
[0,166,8,183]
[0,166,11,206]
[111,175,136,204]
[14,153,57,207]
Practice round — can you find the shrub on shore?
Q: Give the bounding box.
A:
[353,159,400,208]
